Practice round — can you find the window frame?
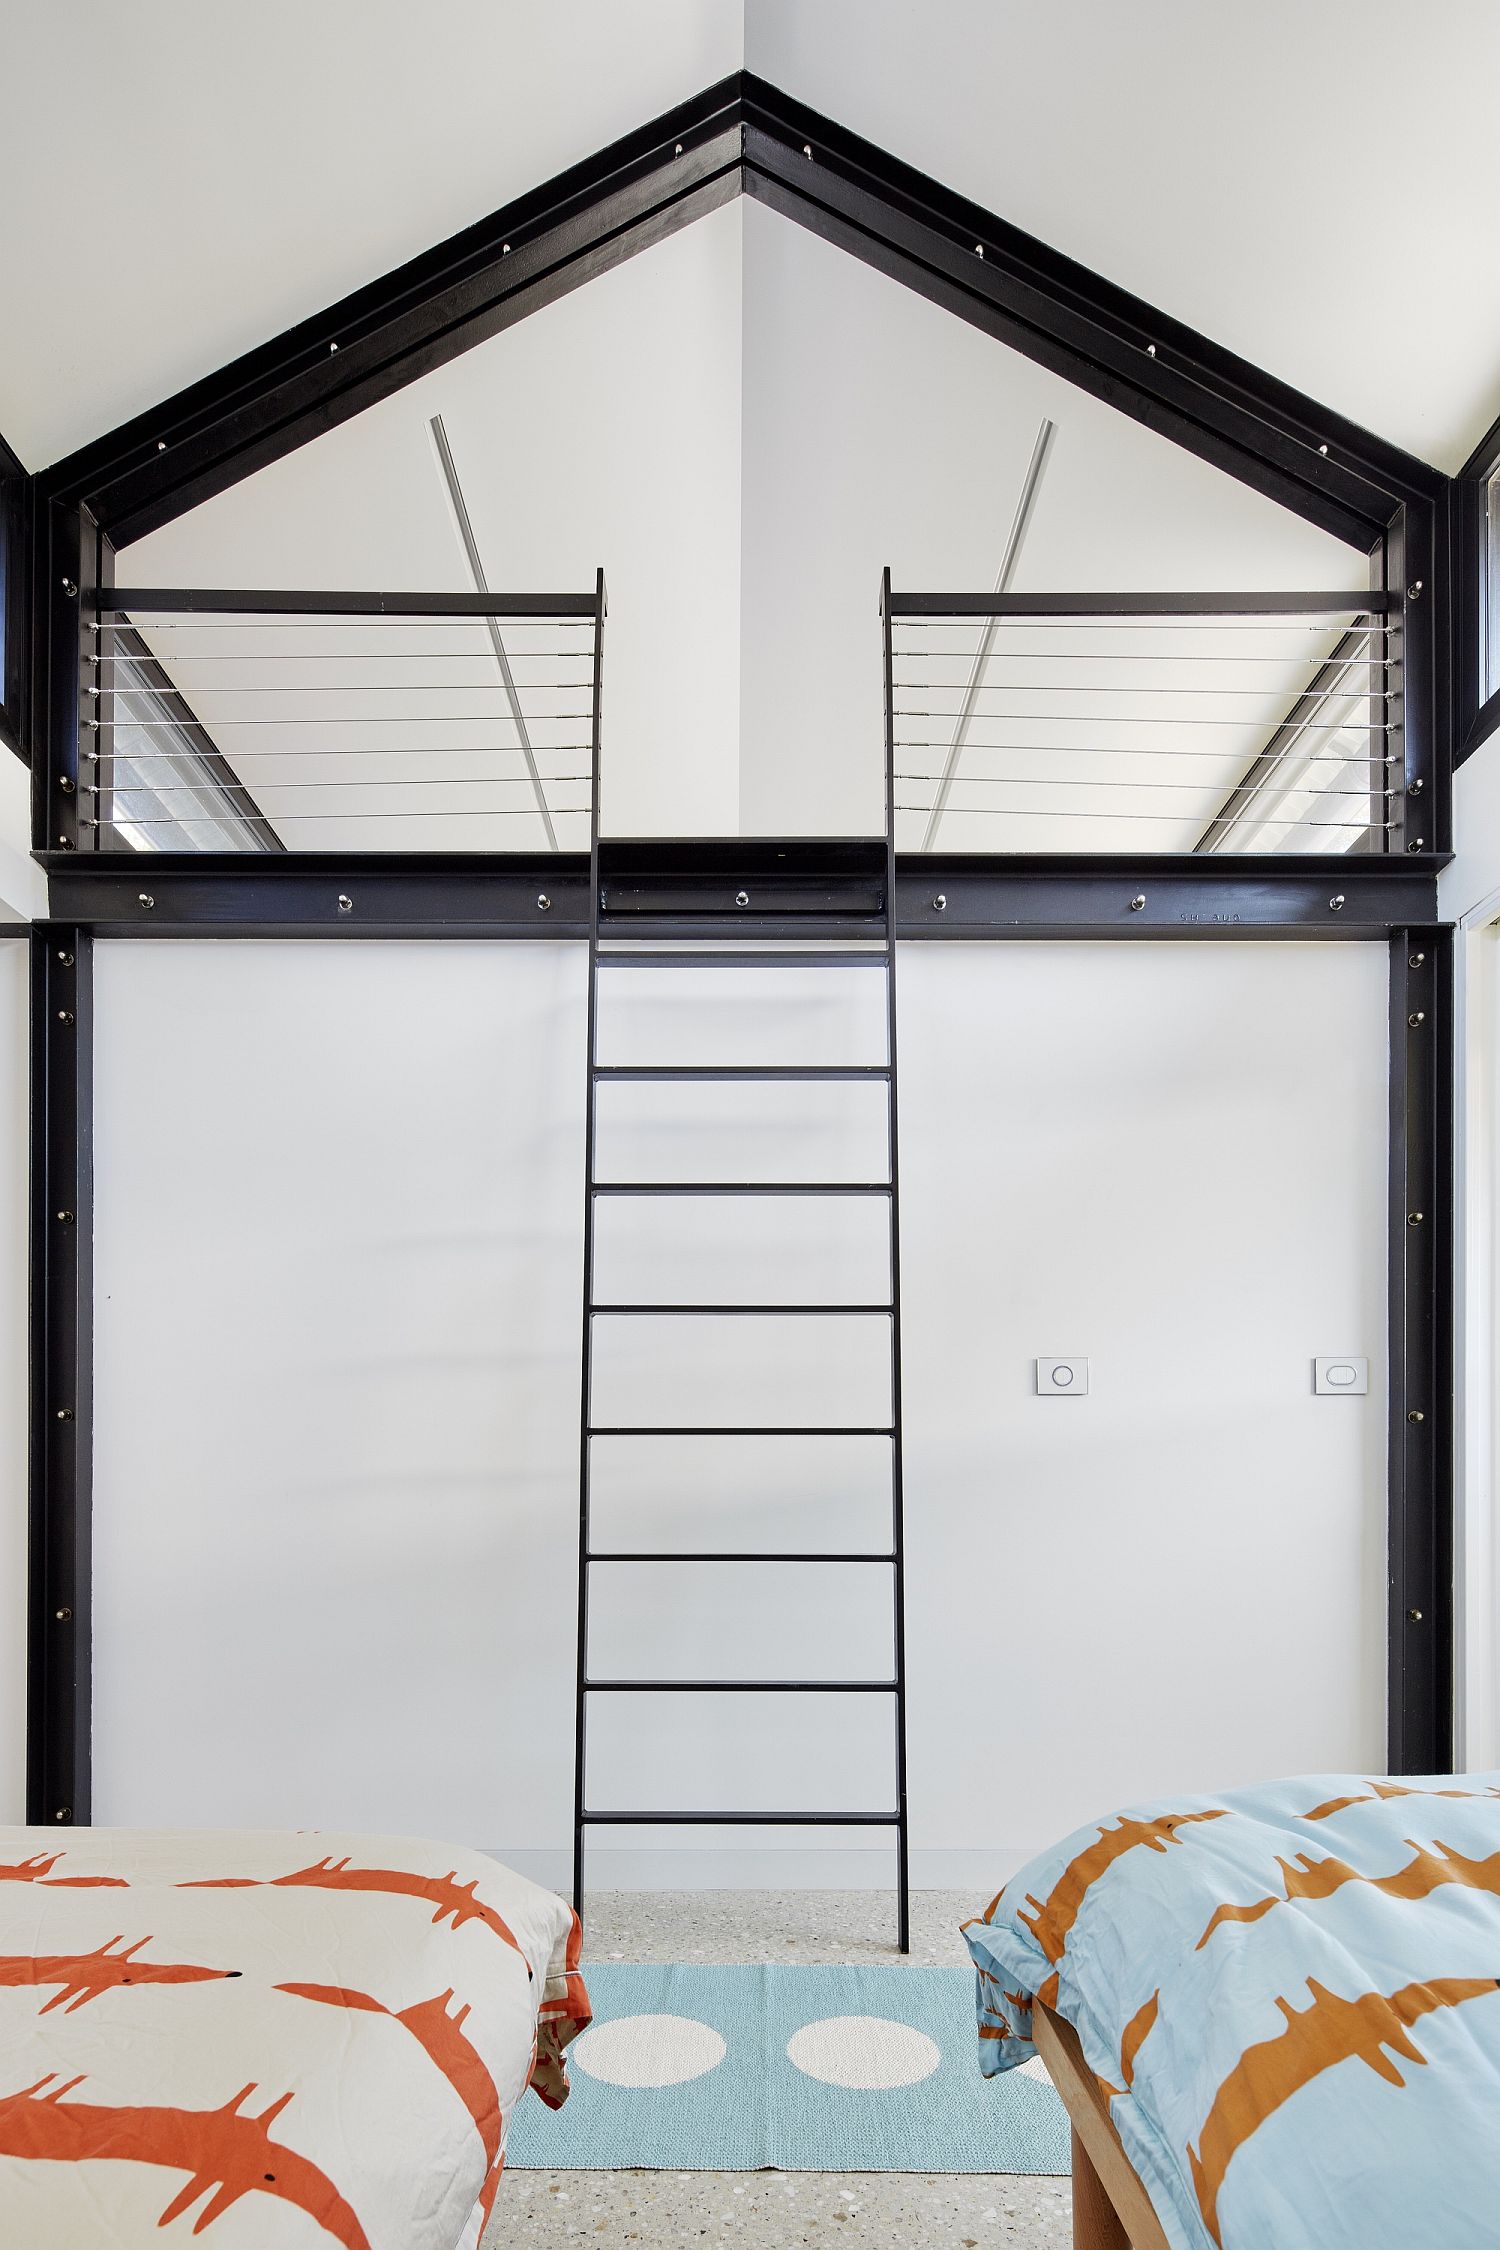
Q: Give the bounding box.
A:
[1456,410,1500,766]
[0,428,27,761]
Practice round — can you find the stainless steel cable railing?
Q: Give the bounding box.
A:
[81,585,604,854]
[884,590,1399,856]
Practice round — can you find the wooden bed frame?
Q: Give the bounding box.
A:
[1033,2002,1171,2250]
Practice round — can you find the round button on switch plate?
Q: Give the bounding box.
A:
[1314,1356,1369,1396]
[1036,1357,1089,1396]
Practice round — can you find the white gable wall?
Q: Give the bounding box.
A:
[89,937,1387,1886]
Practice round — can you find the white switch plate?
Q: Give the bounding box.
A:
[1036,1357,1088,1396]
[1314,1356,1369,1395]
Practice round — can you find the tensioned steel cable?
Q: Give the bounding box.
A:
[429,412,558,849]
[921,416,1055,851]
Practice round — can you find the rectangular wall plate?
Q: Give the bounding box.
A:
[1036,1357,1088,1396]
[1314,1356,1369,1395]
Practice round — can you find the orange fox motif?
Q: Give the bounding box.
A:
[1197,1835,1500,1950]
[1187,1976,1499,2245]
[277,1982,501,2169]
[1018,1810,1228,1966]
[0,1934,240,2013]
[1119,1990,1160,2091]
[0,1849,125,1888]
[1303,1780,1500,1822]
[476,2150,506,2231]
[532,1907,591,2108]
[184,1857,526,1967]
[0,2072,371,2247]
[0,1852,63,1883]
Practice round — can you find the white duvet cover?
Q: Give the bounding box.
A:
[0,1826,589,2250]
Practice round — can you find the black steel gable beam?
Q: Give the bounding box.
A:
[739,77,1442,548]
[43,78,746,547]
[40,75,1445,558]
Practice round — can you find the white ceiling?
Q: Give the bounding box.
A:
[748,0,1500,473]
[3,1,1500,472]
[0,0,743,471]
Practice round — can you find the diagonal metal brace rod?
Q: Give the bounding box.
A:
[921,416,1055,851]
[428,413,558,849]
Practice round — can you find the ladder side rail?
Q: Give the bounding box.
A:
[572,575,605,1915]
[883,568,912,1953]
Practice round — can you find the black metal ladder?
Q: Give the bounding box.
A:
[572,848,909,1952]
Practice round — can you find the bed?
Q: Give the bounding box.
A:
[963,1772,1500,2250]
[0,1825,590,2249]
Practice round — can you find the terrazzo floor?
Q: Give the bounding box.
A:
[484,1892,1072,2250]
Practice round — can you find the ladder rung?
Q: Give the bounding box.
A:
[583,1678,898,1693]
[586,1426,896,1437]
[590,1181,892,1196]
[589,1302,893,1316]
[580,1810,901,1826]
[595,952,890,969]
[586,1551,898,1565]
[592,1065,889,1082]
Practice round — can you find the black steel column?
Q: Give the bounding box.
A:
[30,501,100,859]
[27,925,92,1825]
[1388,927,1453,1771]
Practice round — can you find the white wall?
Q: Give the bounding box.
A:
[1441,730,1500,926]
[92,943,588,1859]
[899,942,1388,1877]
[0,753,43,924]
[0,934,28,1819]
[1444,732,1500,1770]
[1456,923,1500,1772]
[0,749,35,1819]
[92,938,1387,1889]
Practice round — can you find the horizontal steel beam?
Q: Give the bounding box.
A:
[895,857,1442,936]
[93,588,601,618]
[42,854,590,935]
[40,850,1443,938]
[890,590,1394,617]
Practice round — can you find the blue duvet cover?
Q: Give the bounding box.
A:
[964,1773,1500,2248]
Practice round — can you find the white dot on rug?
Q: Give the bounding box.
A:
[1016,2055,1051,2082]
[571,2012,726,2088]
[786,2015,941,2089]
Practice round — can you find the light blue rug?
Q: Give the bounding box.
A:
[507,1964,1068,2173]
